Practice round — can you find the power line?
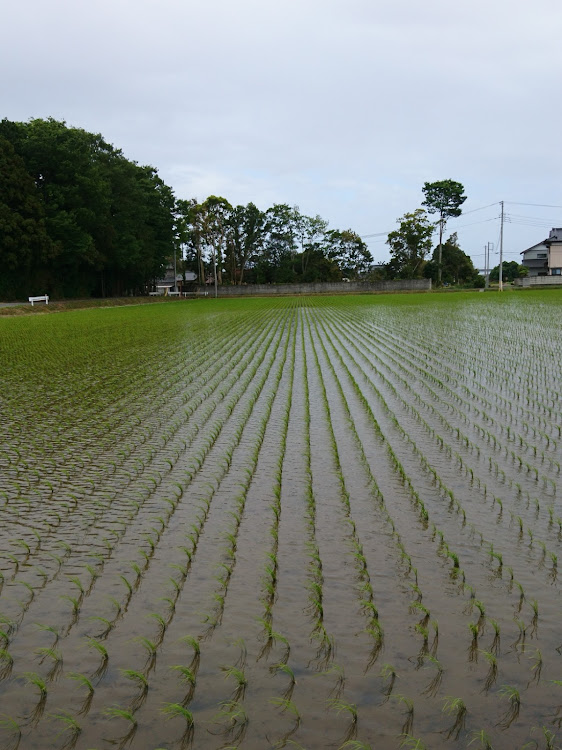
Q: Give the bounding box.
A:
[452,216,499,230]
[457,201,499,216]
[505,212,558,221]
[360,201,560,249]
[505,201,562,209]
[360,231,391,239]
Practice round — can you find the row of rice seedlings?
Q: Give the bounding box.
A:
[0,309,294,739]
[299,315,334,668]
[0,306,274,560]
[0,314,225,516]
[318,313,464,579]
[257,314,296,667]
[93,312,298,738]
[383,308,562,445]
[2,310,286,622]
[311,312,509,678]
[337,311,559,511]
[329,304,562,694]
[309,313,432,660]
[356,310,560,493]
[305,310,385,670]
[79,313,294,686]
[202,313,296,637]
[120,312,299,746]
[325,311,558,595]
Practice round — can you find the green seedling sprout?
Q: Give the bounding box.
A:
[497,684,521,729]
[161,702,194,726]
[442,696,467,740]
[49,711,81,746]
[67,672,94,695]
[22,671,47,697]
[0,713,21,745]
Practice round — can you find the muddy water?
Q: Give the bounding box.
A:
[1,294,562,750]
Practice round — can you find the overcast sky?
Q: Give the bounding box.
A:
[3,0,562,267]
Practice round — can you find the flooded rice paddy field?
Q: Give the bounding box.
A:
[1,291,562,750]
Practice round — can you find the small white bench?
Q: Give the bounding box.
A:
[149,291,163,296]
[29,295,49,306]
[167,290,180,296]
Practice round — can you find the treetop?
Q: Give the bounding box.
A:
[421,179,467,218]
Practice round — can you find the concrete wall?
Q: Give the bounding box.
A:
[195,279,431,297]
[513,276,562,287]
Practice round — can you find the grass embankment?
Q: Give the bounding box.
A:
[0,296,189,316]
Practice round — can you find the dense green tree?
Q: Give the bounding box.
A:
[226,202,267,284]
[0,117,175,297]
[175,198,206,284]
[254,204,300,283]
[422,179,467,285]
[0,137,54,298]
[386,209,434,279]
[324,229,373,279]
[199,195,232,286]
[424,233,481,286]
[489,261,528,282]
[296,213,329,277]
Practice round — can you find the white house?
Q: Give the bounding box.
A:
[521,228,562,277]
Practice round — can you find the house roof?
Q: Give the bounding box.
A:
[521,241,548,255]
[156,271,197,284]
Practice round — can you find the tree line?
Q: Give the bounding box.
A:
[0,119,373,299]
[176,197,373,287]
[1,119,499,299]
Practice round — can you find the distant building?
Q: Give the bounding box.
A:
[154,264,197,294]
[521,228,562,277]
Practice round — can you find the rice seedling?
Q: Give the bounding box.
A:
[34,622,60,645]
[35,646,62,680]
[270,696,300,723]
[147,612,168,641]
[393,694,415,736]
[86,637,109,679]
[161,702,194,745]
[0,713,21,749]
[66,672,95,715]
[21,671,47,698]
[221,664,247,699]
[211,699,250,743]
[497,684,521,729]
[480,650,498,693]
[528,648,543,685]
[442,696,467,740]
[49,711,81,749]
[179,634,200,659]
[421,655,443,697]
[104,706,138,748]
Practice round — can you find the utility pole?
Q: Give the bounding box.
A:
[485,242,493,289]
[437,216,444,287]
[499,201,504,292]
[213,250,218,299]
[484,244,488,289]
